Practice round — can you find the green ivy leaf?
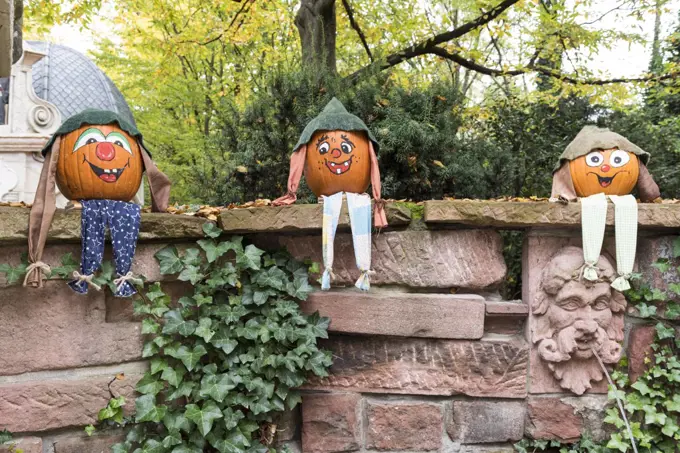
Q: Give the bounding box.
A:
[182,248,203,267]
[50,252,79,279]
[198,239,235,264]
[202,222,222,239]
[163,310,198,336]
[221,408,245,430]
[637,303,657,318]
[195,318,215,342]
[150,358,169,375]
[1,263,27,285]
[178,265,205,285]
[652,259,671,273]
[606,433,629,452]
[199,373,240,403]
[162,430,182,448]
[167,381,196,401]
[136,373,165,395]
[664,394,680,412]
[84,424,96,436]
[141,439,165,453]
[286,278,314,300]
[255,266,287,290]
[175,344,208,371]
[210,327,239,354]
[163,412,192,434]
[236,244,265,271]
[209,429,250,453]
[161,366,186,388]
[185,401,223,436]
[135,394,167,423]
[155,246,184,275]
[656,322,676,340]
[142,318,161,335]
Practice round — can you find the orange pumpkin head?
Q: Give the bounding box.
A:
[569,148,640,197]
[304,130,371,197]
[56,124,144,201]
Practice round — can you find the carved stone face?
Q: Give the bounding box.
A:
[532,246,626,395]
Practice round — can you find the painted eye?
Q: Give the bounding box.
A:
[610,150,630,168]
[105,132,133,154]
[341,142,353,154]
[73,128,106,152]
[585,152,605,167]
[318,142,330,154]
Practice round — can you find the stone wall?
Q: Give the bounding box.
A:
[0,200,675,453]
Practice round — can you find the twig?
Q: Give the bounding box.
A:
[341,0,373,62]
[592,347,638,453]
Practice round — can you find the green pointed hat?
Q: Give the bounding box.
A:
[293,97,379,152]
[40,109,146,157]
[554,125,649,172]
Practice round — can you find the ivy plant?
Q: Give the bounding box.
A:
[111,222,332,453]
[602,240,680,453]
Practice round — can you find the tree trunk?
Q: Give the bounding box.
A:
[12,0,21,63]
[649,0,663,74]
[295,0,336,73]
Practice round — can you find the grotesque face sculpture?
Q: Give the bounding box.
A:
[304,130,371,197]
[56,124,144,201]
[532,246,626,395]
[569,148,640,197]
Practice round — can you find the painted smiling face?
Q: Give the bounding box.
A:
[304,129,371,197]
[569,148,640,197]
[56,124,144,201]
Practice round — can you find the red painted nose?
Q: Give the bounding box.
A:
[331,148,342,158]
[96,142,116,161]
[600,164,611,173]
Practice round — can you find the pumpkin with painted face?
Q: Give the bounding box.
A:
[56,124,143,201]
[551,126,661,202]
[305,129,371,196]
[569,148,640,197]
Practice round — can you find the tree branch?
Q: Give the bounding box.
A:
[346,0,521,82]
[341,0,373,61]
[428,46,680,86]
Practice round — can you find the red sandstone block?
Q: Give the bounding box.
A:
[53,430,126,453]
[0,437,42,453]
[526,397,583,442]
[366,402,442,451]
[628,324,656,382]
[0,282,143,376]
[447,400,525,443]
[299,292,485,339]
[301,393,361,453]
[0,374,140,433]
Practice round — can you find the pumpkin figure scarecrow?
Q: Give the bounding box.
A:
[551,125,660,291]
[24,109,171,297]
[273,98,387,291]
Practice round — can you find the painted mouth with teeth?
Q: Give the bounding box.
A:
[84,157,129,183]
[588,172,621,188]
[325,156,353,175]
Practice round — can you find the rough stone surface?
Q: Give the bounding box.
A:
[628,324,657,382]
[636,236,680,320]
[0,437,42,453]
[299,292,485,339]
[526,397,583,442]
[274,407,301,445]
[305,336,528,398]
[0,207,208,245]
[526,396,610,443]
[53,431,126,453]
[219,202,411,233]
[0,282,143,376]
[256,229,506,290]
[424,200,680,230]
[301,393,361,453]
[485,301,528,334]
[447,401,525,443]
[366,402,442,451]
[458,446,515,453]
[0,374,139,432]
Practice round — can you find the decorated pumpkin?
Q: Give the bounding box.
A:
[305,129,371,196]
[56,124,143,201]
[25,109,171,298]
[551,126,660,202]
[273,98,386,291]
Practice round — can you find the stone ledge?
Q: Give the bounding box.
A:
[219,202,411,233]
[424,200,680,230]
[0,207,209,245]
[299,292,485,339]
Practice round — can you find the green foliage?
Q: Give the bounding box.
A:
[602,239,680,453]
[514,436,605,453]
[111,224,331,452]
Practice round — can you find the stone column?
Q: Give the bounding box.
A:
[0,0,12,77]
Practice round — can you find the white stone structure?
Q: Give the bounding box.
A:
[0,46,62,204]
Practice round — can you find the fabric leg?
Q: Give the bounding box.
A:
[321,192,344,290]
[68,200,106,294]
[346,192,373,291]
[108,200,142,297]
[609,194,638,291]
[580,193,608,281]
